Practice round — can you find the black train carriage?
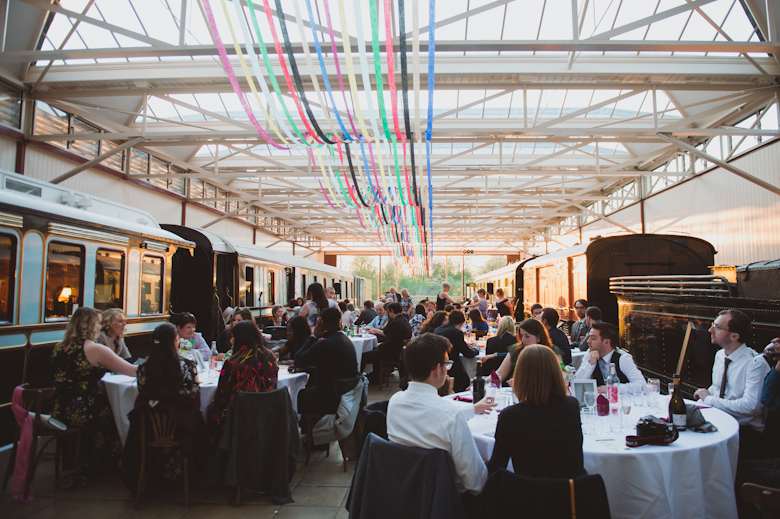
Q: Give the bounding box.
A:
[611,262,780,398]
[163,225,361,344]
[522,234,716,326]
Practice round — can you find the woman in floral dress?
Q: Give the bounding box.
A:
[52,307,137,474]
[208,320,279,443]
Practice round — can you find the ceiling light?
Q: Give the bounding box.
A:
[247,169,257,172]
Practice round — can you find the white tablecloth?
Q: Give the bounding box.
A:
[461,354,487,380]
[452,396,740,519]
[102,366,308,445]
[351,335,378,372]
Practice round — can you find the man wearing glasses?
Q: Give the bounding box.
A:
[694,309,771,459]
[569,299,589,343]
[387,333,495,499]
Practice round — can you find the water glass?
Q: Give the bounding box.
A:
[581,408,596,435]
[647,379,661,409]
[621,394,633,432]
[584,391,597,413]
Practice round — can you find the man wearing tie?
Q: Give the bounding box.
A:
[694,309,770,459]
[574,322,645,391]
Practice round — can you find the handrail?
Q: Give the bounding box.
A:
[609,275,732,296]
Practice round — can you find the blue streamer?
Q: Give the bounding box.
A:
[358,138,383,204]
[426,0,436,262]
[303,0,354,141]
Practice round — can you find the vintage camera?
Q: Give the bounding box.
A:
[626,416,679,447]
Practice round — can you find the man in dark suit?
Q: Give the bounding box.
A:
[542,308,572,366]
[354,300,377,327]
[569,299,589,344]
[361,302,413,374]
[434,310,479,393]
[295,307,360,415]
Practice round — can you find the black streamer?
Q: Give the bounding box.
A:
[345,143,370,207]
[397,0,420,207]
[274,0,334,145]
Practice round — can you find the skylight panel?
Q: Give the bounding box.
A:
[503,1,544,39]
[98,0,146,36]
[581,0,623,39]
[465,5,506,41]
[132,0,180,45]
[679,10,719,41]
[719,4,757,41]
[113,33,151,47]
[74,23,121,50]
[643,12,691,41]
[45,17,84,50]
[191,93,229,119]
[457,90,488,119]
[483,91,512,118]
[538,0,572,40]
[561,90,593,117]
[145,97,182,121]
[436,19,467,41]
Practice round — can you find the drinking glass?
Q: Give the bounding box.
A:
[584,391,597,413]
[621,394,633,432]
[647,379,661,409]
[581,408,596,435]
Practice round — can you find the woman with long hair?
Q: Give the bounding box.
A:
[481,316,519,372]
[469,309,489,333]
[487,345,585,478]
[264,304,288,329]
[494,288,513,317]
[419,310,448,335]
[408,304,427,337]
[277,315,312,362]
[52,307,137,473]
[495,318,558,383]
[216,307,253,354]
[208,320,279,442]
[96,308,131,359]
[171,312,210,361]
[298,282,330,330]
[137,323,199,401]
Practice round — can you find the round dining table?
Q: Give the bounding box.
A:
[350,334,378,372]
[102,365,308,445]
[450,395,740,519]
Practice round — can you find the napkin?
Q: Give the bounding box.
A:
[490,370,501,388]
[596,394,609,416]
[453,395,473,403]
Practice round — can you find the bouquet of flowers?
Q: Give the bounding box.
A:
[178,338,193,354]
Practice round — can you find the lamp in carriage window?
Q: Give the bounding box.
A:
[58,287,72,303]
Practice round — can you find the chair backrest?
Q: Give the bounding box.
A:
[140,409,179,448]
[18,384,55,417]
[264,326,287,341]
[349,433,466,519]
[741,483,780,518]
[474,330,488,338]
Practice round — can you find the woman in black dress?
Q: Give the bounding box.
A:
[487,345,585,479]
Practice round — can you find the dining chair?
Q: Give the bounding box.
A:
[2,384,81,501]
[300,412,359,472]
[135,409,190,509]
[378,340,407,390]
[740,483,780,519]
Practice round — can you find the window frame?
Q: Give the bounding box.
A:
[44,240,86,323]
[139,253,165,316]
[0,231,19,326]
[94,248,126,311]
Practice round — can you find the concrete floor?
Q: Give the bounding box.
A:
[1,378,402,519]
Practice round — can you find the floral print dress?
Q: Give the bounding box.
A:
[208,345,279,442]
[52,339,122,474]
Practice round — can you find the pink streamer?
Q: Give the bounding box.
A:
[321,0,361,138]
[11,387,34,502]
[201,0,287,150]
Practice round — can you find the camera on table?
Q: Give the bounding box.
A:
[626,416,679,447]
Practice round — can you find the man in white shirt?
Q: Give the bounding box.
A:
[694,309,771,458]
[574,321,645,391]
[388,333,495,501]
[365,302,387,331]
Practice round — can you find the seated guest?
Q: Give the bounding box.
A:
[494,288,513,318]
[495,318,557,383]
[354,300,377,327]
[409,304,427,337]
[125,323,206,483]
[574,321,646,391]
[388,333,495,497]
[52,307,137,474]
[361,303,413,375]
[341,301,355,328]
[541,308,572,365]
[171,312,210,361]
[482,316,518,361]
[426,300,437,318]
[294,308,360,415]
[694,310,771,459]
[325,286,338,307]
[216,307,253,354]
[364,302,387,331]
[444,304,455,313]
[288,298,301,315]
[264,304,288,329]
[434,310,478,393]
[487,345,585,479]
[96,308,131,360]
[400,288,414,317]
[530,303,543,320]
[420,311,448,336]
[299,282,331,330]
[469,309,489,333]
[276,315,311,362]
[208,321,278,442]
[569,299,589,344]
[735,337,780,518]
[576,306,602,351]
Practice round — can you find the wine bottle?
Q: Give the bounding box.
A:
[605,362,618,404]
[669,373,687,431]
[472,360,485,403]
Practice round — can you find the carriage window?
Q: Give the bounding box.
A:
[245,266,254,307]
[141,255,163,315]
[268,270,276,305]
[0,235,17,324]
[45,242,83,321]
[95,249,124,310]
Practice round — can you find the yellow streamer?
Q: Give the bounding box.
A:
[338,0,373,142]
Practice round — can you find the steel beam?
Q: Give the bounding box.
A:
[50,137,144,184]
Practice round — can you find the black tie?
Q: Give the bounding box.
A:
[719,358,732,398]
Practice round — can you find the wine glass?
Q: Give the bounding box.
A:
[647,379,661,410]
[583,391,598,435]
[621,394,633,432]
[584,391,597,412]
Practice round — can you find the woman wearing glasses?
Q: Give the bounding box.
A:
[96,308,131,360]
[487,345,585,479]
[171,312,210,361]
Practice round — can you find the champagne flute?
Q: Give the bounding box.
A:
[583,391,598,435]
[621,394,633,432]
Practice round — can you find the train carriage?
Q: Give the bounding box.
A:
[0,169,194,445]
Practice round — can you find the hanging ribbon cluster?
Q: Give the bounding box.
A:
[201,0,436,275]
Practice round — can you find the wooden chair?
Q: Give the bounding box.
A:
[740,483,780,519]
[473,329,488,338]
[301,412,362,472]
[135,409,190,509]
[378,340,408,390]
[2,385,81,501]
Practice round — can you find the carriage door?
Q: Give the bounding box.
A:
[268,270,276,305]
[285,267,294,302]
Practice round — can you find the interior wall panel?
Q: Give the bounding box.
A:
[0,136,16,171]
